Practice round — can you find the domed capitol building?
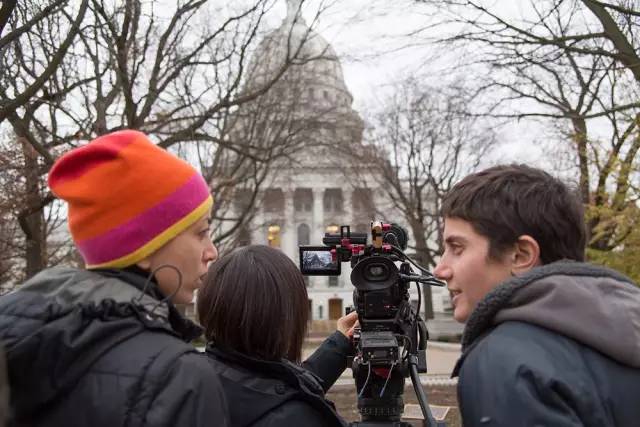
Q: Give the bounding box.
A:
[222,0,455,332]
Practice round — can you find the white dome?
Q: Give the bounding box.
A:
[244,3,353,108]
[234,0,364,166]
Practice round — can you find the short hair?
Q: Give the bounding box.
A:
[197,245,309,362]
[441,164,586,264]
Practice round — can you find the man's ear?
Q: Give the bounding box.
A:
[511,235,541,275]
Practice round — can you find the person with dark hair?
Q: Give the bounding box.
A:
[433,164,640,426]
[0,130,228,426]
[198,245,356,427]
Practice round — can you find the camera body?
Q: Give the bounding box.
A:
[299,222,414,340]
[300,222,423,422]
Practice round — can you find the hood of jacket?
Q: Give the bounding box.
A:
[461,261,640,369]
[0,267,202,416]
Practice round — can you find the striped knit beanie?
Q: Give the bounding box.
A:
[48,130,213,269]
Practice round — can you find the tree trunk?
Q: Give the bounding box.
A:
[582,0,640,83]
[410,222,434,320]
[23,210,45,279]
[19,137,46,278]
[0,0,17,37]
[571,117,590,205]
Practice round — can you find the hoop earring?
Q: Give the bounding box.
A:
[133,264,183,314]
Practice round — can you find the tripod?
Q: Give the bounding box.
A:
[349,318,446,427]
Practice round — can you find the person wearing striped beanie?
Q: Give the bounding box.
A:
[47,129,218,304]
[0,130,229,427]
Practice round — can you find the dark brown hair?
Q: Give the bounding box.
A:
[197,245,309,362]
[441,164,586,264]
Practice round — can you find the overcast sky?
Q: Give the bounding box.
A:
[264,0,552,169]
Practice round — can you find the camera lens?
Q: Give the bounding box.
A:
[368,266,385,277]
[351,256,398,291]
[364,263,388,281]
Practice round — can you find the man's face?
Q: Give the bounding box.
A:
[433,217,513,323]
[140,211,218,304]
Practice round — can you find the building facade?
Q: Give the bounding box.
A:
[225,0,452,325]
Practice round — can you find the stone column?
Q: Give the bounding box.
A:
[311,188,325,290]
[283,189,296,258]
[343,188,354,226]
[341,188,354,288]
[312,188,324,239]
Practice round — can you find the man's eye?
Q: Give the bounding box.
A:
[450,245,463,254]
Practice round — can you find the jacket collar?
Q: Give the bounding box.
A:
[93,267,203,342]
[461,260,636,351]
[452,260,639,376]
[206,344,325,396]
[19,267,202,342]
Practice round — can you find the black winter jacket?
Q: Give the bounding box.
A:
[206,331,352,427]
[0,267,229,427]
[454,261,640,427]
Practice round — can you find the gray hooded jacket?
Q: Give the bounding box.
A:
[454,261,640,427]
[0,267,228,427]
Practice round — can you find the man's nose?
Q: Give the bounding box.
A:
[433,261,451,281]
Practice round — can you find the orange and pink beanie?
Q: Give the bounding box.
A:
[48,130,213,269]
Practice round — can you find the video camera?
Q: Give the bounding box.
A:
[300,221,446,427]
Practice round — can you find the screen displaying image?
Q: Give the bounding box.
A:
[301,250,337,271]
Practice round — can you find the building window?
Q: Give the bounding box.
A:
[234,188,253,213]
[328,276,338,287]
[318,305,323,320]
[353,188,374,216]
[298,223,310,245]
[323,90,329,100]
[323,188,343,213]
[294,188,313,212]
[237,225,251,246]
[264,188,284,213]
[308,88,315,99]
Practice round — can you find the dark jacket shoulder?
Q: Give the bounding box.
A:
[0,267,228,427]
[458,321,640,427]
[455,262,640,427]
[206,335,348,427]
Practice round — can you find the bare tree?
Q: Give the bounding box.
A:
[0,0,334,279]
[0,131,26,287]
[350,79,496,318]
[0,0,16,36]
[413,0,640,252]
[201,76,322,254]
[0,0,89,124]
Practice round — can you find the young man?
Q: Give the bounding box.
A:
[0,131,228,426]
[434,164,640,426]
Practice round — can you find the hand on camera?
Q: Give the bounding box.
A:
[337,311,359,339]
